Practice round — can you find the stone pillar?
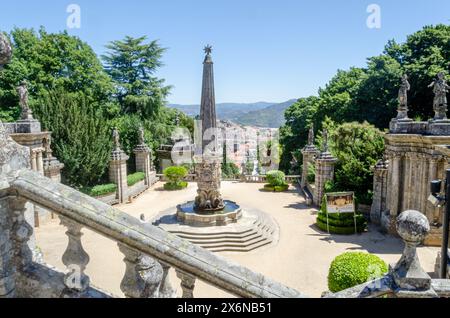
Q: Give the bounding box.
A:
[427,156,440,224]
[301,144,319,189]
[109,129,129,204]
[36,149,44,175]
[370,158,388,225]
[313,151,337,206]
[388,153,402,218]
[43,136,64,183]
[30,150,37,171]
[109,151,129,204]
[133,142,155,187]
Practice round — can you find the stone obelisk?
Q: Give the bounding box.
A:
[194,46,224,212]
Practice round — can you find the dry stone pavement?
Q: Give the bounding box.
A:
[35,181,439,297]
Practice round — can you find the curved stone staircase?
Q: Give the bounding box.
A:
[154,209,278,253]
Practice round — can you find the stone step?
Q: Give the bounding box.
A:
[169,228,256,239]
[208,239,273,253]
[197,236,269,250]
[180,232,263,245]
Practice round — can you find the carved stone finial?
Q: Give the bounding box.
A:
[307,124,314,145]
[112,127,120,151]
[138,126,145,145]
[429,72,449,121]
[0,32,12,69]
[391,210,432,292]
[322,129,328,153]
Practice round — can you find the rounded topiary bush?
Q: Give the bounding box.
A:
[163,166,188,191]
[264,170,289,191]
[328,252,388,293]
[266,170,287,186]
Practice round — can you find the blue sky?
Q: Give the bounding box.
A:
[0,0,449,104]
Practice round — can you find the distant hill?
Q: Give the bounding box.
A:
[168,102,272,118]
[168,99,297,128]
[232,99,297,128]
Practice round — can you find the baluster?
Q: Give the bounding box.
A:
[158,261,176,298]
[118,243,163,298]
[10,196,33,271]
[176,270,196,298]
[60,216,90,295]
[0,195,18,297]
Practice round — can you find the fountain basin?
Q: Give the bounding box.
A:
[176,200,242,226]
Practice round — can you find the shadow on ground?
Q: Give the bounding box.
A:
[306,223,404,255]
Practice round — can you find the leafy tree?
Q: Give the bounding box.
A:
[33,88,113,187]
[280,24,449,172]
[318,119,385,204]
[102,36,171,119]
[0,27,115,121]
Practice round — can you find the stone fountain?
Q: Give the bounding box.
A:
[154,47,278,252]
[176,45,242,226]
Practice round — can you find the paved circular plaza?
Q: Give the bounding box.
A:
[35,181,439,297]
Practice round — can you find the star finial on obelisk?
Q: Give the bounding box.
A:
[204,45,212,55]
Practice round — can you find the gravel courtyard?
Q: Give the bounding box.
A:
[35,181,439,297]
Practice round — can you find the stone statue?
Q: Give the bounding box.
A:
[138,126,145,145]
[307,124,314,145]
[43,136,53,159]
[322,129,329,153]
[0,32,12,68]
[112,127,120,150]
[396,74,411,120]
[429,72,449,110]
[17,81,33,120]
[398,74,410,107]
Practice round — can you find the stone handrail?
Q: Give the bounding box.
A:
[10,169,305,298]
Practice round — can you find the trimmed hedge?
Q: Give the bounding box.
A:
[316,195,367,234]
[266,170,287,187]
[127,172,145,186]
[328,252,388,292]
[86,183,117,197]
[263,183,289,192]
[163,181,188,191]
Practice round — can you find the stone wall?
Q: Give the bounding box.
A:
[374,120,450,246]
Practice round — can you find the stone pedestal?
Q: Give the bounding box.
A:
[313,151,337,206]
[109,149,129,204]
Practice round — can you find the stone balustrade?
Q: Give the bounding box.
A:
[155,174,300,184]
[1,122,449,298]
[5,169,305,298]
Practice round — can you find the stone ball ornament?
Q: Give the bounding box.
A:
[396,210,430,244]
[0,32,12,67]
